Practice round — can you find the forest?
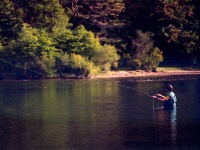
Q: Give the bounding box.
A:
[0,0,199,78]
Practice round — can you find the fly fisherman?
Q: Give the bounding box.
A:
[152,84,177,109]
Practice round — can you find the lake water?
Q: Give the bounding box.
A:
[0,76,200,149]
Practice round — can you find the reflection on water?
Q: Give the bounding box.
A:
[171,108,177,146]
[0,78,200,149]
[153,108,177,149]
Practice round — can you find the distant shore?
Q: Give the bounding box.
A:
[1,67,200,80]
[91,68,200,79]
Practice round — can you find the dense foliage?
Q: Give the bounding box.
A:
[129,30,163,71]
[0,0,199,78]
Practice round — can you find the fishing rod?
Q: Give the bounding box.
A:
[116,82,160,109]
[116,83,152,97]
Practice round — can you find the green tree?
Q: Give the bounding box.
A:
[15,0,67,31]
[69,53,96,77]
[130,30,163,71]
[143,47,164,71]
[54,53,70,76]
[124,0,156,31]
[53,24,119,75]
[123,0,199,66]
[72,25,101,59]
[153,0,199,65]
[61,0,126,49]
[10,24,57,78]
[54,25,101,58]
[94,44,120,71]
[51,14,74,54]
[0,0,23,40]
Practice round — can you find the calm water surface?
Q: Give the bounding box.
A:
[0,76,200,149]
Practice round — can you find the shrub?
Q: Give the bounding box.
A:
[6,24,57,78]
[94,44,120,72]
[69,54,98,77]
[130,30,163,71]
[143,47,163,71]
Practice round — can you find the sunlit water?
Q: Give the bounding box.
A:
[0,76,200,149]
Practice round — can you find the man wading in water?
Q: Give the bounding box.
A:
[152,84,177,109]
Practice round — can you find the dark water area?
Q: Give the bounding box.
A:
[0,76,200,149]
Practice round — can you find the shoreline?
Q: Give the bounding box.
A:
[1,68,200,81]
[91,69,200,79]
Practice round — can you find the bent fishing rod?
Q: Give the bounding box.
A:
[115,82,159,109]
[116,83,152,97]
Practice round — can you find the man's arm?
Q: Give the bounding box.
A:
[152,93,170,102]
[157,96,170,102]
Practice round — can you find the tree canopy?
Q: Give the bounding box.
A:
[0,0,199,78]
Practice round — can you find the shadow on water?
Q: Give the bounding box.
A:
[0,77,200,149]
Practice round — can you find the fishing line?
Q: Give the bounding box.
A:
[0,58,153,96]
[116,83,159,109]
[115,82,152,97]
[0,57,158,108]
[0,57,49,76]
[82,80,155,107]
[91,79,153,98]
[153,98,155,109]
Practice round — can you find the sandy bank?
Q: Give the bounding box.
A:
[91,69,200,79]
